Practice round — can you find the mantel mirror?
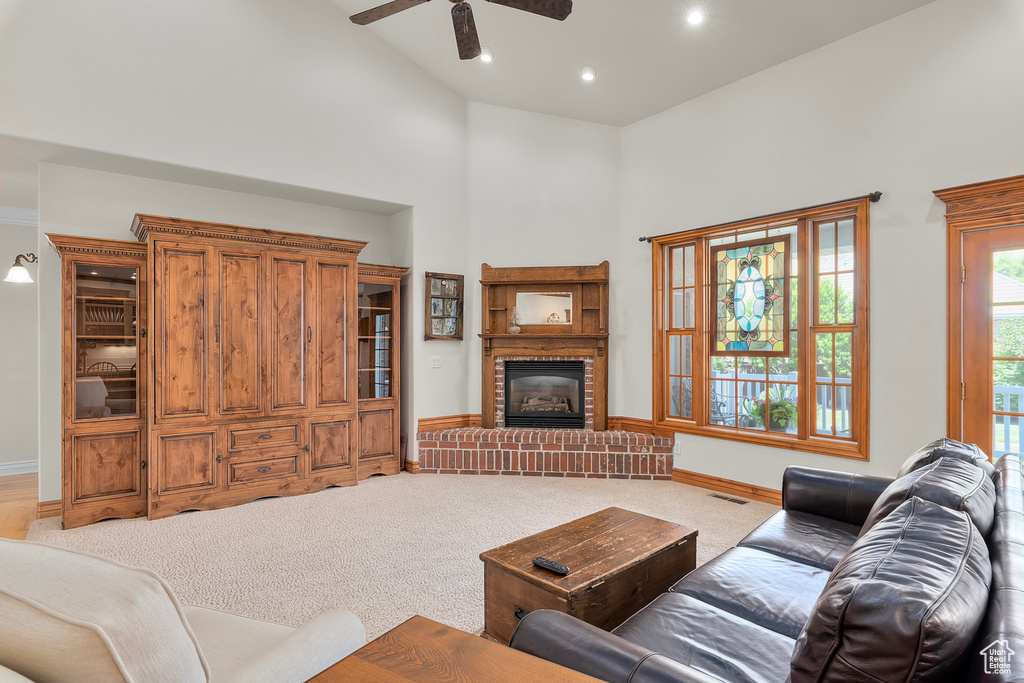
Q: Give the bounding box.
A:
[515,291,573,325]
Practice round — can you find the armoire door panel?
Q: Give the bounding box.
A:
[69,429,144,503]
[309,419,354,472]
[155,429,218,494]
[270,256,307,411]
[316,261,350,407]
[158,246,209,418]
[218,252,262,415]
[359,409,394,459]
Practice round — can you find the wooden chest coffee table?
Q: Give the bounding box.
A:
[479,507,698,644]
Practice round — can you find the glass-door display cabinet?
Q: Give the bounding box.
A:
[48,234,148,529]
[357,263,408,479]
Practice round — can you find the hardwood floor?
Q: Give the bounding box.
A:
[0,473,38,540]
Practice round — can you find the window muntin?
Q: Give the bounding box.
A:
[653,200,869,460]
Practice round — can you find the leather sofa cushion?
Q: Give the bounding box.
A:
[613,592,795,683]
[897,436,994,479]
[860,457,996,537]
[669,546,829,639]
[737,510,859,570]
[790,497,991,683]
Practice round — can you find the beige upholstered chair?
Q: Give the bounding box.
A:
[0,539,365,682]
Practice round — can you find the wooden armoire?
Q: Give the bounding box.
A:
[51,215,407,528]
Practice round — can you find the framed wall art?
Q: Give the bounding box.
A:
[425,271,464,341]
[711,235,790,356]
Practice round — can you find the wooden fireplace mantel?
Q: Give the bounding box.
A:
[480,262,609,430]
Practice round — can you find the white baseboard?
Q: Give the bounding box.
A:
[0,460,38,476]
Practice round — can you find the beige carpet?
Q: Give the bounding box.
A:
[27,473,778,640]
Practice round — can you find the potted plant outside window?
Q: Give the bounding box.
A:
[747,390,798,432]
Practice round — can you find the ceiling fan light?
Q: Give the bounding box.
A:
[684,4,707,25]
[479,47,495,62]
[579,65,598,82]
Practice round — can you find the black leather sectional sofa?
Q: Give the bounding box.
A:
[510,439,1024,682]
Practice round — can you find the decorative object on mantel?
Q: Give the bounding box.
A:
[479,261,609,430]
[425,271,464,341]
[711,235,790,357]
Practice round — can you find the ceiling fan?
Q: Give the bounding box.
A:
[349,0,573,61]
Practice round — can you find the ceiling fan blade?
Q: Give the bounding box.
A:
[451,2,482,61]
[484,0,571,21]
[350,0,430,25]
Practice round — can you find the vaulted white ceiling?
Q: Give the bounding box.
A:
[331,0,937,126]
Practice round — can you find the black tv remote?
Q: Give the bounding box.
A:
[533,557,569,575]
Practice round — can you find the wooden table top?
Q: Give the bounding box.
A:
[479,507,698,596]
[309,615,601,682]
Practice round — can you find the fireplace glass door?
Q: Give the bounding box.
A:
[505,361,585,429]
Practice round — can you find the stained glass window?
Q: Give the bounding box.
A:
[711,235,790,356]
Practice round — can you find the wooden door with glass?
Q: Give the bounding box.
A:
[961,227,1024,459]
[939,174,1024,462]
[48,234,148,529]
[357,264,408,478]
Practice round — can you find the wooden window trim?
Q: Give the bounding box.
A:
[652,198,870,461]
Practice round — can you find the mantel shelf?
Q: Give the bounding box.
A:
[479,333,609,339]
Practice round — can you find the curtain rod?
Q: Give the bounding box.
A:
[637,191,883,244]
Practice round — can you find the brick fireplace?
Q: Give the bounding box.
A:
[416,261,673,479]
[496,356,593,429]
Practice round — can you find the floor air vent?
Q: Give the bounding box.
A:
[709,493,749,505]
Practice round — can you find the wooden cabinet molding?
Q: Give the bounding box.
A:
[130,214,367,256]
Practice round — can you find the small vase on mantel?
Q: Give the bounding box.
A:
[509,306,522,334]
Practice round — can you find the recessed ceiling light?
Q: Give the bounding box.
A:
[579,65,598,82]
[684,4,707,25]
[90,271,98,275]
[479,47,494,63]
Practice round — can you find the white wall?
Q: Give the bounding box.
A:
[465,103,622,415]
[4,0,1023,498]
[0,221,38,470]
[0,0,472,495]
[621,0,1024,486]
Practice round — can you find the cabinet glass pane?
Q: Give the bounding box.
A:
[75,263,138,419]
[358,369,392,399]
[358,337,391,372]
[358,283,392,308]
[358,309,391,337]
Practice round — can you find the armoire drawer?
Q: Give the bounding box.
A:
[229,455,299,484]
[228,423,301,451]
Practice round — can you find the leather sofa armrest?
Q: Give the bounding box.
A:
[510,610,653,683]
[783,466,893,527]
[509,610,722,683]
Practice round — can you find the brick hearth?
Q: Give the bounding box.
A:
[416,428,673,479]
